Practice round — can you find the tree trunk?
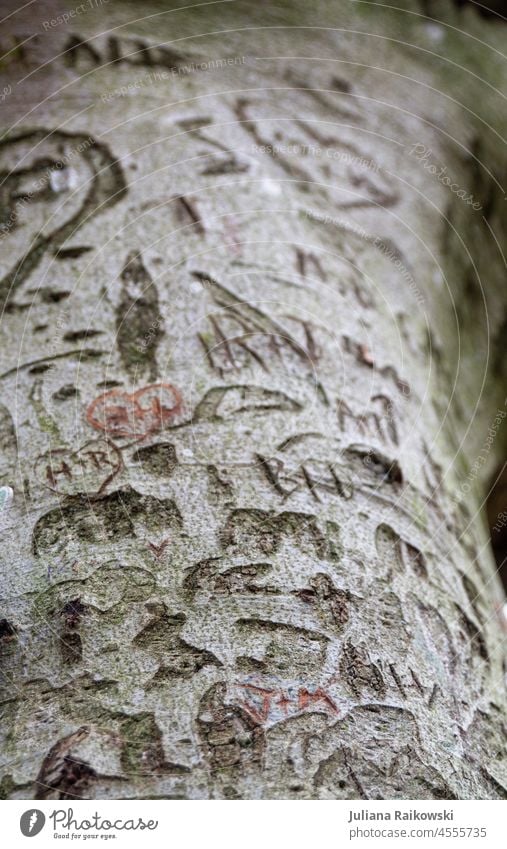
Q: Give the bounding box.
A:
[0,0,506,801]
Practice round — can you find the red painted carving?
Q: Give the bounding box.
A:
[148,538,170,560]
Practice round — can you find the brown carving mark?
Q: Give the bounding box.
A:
[298,687,339,715]
[389,663,407,699]
[63,35,101,67]
[96,380,123,389]
[183,559,275,600]
[345,755,370,800]
[378,530,424,583]
[0,402,17,477]
[337,394,399,446]
[60,327,100,343]
[201,154,249,176]
[235,98,311,187]
[343,445,403,487]
[238,683,338,724]
[257,453,353,502]
[375,524,421,577]
[54,245,93,260]
[350,275,376,309]
[297,120,398,209]
[176,115,239,162]
[64,34,191,71]
[177,117,250,195]
[32,488,182,557]
[461,573,486,625]
[456,606,489,664]
[134,604,221,680]
[330,75,352,93]
[349,395,395,442]
[357,343,374,366]
[34,438,123,496]
[295,247,327,280]
[276,431,324,451]
[235,656,268,674]
[239,683,278,723]
[193,385,301,422]
[276,692,292,714]
[428,683,439,708]
[401,541,428,579]
[193,271,312,376]
[293,573,351,632]
[236,96,396,208]
[414,598,457,676]
[29,364,52,375]
[116,251,162,381]
[206,464,234,500]
[132,442,178,477]
[120,713,189,776]
[61,598,86,629]
[113,37,187,69]
[34,726,93,800]
[0,619,17,643]
[39,288,72,304]
[209,315,238,369]
[0,130,127,312]
[147,538,170,560]
[198,682,265,772]
[337,641,386,698]
[342,336,410,395]
[283,71,358,120]
[86,383,182,441]
[285,316,323,365]
[347,169,399,209]
[236,618,329,677]
[220,508,336,561]
[175,195,205,234]
[0,349,107,381]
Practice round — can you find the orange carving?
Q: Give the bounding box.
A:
[86,383,182,440]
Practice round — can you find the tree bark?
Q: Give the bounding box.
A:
[0,0,506,800]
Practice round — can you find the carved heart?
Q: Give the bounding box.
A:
[86,383,183,440]
[34,438,123,496]
[0,485,13,512]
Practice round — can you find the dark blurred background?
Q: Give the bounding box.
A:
[424,0,507,17]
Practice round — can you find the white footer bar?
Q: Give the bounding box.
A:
[3,799,502,848]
